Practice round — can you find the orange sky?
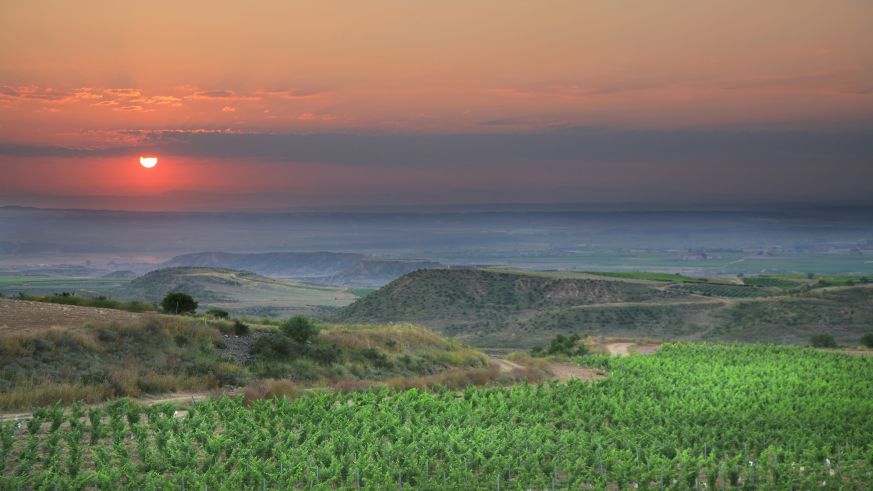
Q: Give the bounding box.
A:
[1,1,872,208]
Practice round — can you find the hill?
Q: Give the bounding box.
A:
[162,251,364,278]
[0,298,497,410]
[116,267,358,317]
[334,268,873,348]
[335,268,684,321]
[318,258,444,287]
[162,251,445,286]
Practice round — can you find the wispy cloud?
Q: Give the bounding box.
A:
[185,89,260,102]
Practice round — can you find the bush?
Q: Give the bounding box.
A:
[861,333,873,349]
[161,292,198,314]
[810,333,837,348]
[233,320,250,336]
[207,309,229,319]
[307,343,342,365]
[279,316,319,344]
[531,334,589,357]
[250,333,303,359]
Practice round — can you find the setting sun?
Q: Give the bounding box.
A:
[139,156,158,169]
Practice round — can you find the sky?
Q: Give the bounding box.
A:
[1,0,872,210]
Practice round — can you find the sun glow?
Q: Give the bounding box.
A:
[139,156,158,168]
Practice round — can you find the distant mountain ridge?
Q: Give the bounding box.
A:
[162,252,364,278]
[162,251,445,287]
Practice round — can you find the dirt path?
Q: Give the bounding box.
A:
[492,358,524,373]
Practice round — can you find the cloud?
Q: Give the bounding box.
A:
[221,106,237,112]
[185,89,260,101]
[1,85,187,108]
[136,95,183,106]
[0,85,82,104]
[256,88,321,99]
[103,88,142,98]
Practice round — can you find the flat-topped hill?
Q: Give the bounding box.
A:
[334,268,873,348]
[116,267,358,316]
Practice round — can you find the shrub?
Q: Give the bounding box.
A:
[810,333,837,348]
[287,359,321,381]
[531,334,589,357]
[279,316,319,344]
[161,292,198,314]
[861,333,873,349]
[174,333,189,346]
[207,309,229,319]
[233,320,250,336]
[307,343,342,365]
[250,332,303,359]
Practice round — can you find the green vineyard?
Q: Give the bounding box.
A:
[2,344,872,489]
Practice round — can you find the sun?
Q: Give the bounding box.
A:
[139,156,158,169]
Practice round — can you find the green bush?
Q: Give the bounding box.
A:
[161,292,198,315]
[809,333,837,348]
[861,333,873,349]
[279,316,319,344]
[250,333,302,359]
[531,334,589,357]
[307,343,342,365]
[207,309,229,319]
[233,320,250,336]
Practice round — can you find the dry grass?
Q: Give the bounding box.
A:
[0,298,148,333]
[242,379,301,405]
[322,323,459,351]
[320,322,488,367]
[0,315,228,410]
[0,382,115,410]
[505,352,551,371]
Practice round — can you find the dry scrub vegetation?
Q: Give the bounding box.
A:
[0,300,538,411]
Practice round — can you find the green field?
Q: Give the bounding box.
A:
[3,344,872,488]
[585,271,707,283]
[447,251,873,276]
[0,276,129,296]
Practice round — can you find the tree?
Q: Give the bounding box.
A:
[861,333,873,349]
[279,315,320,344]
[161,292,198,315]
[809,333,837,348]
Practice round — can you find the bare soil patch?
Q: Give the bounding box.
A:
[606,342,633,356]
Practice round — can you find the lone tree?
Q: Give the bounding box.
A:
[161,292,198,315]
[279,315,320,344]
[809,333,837,348]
